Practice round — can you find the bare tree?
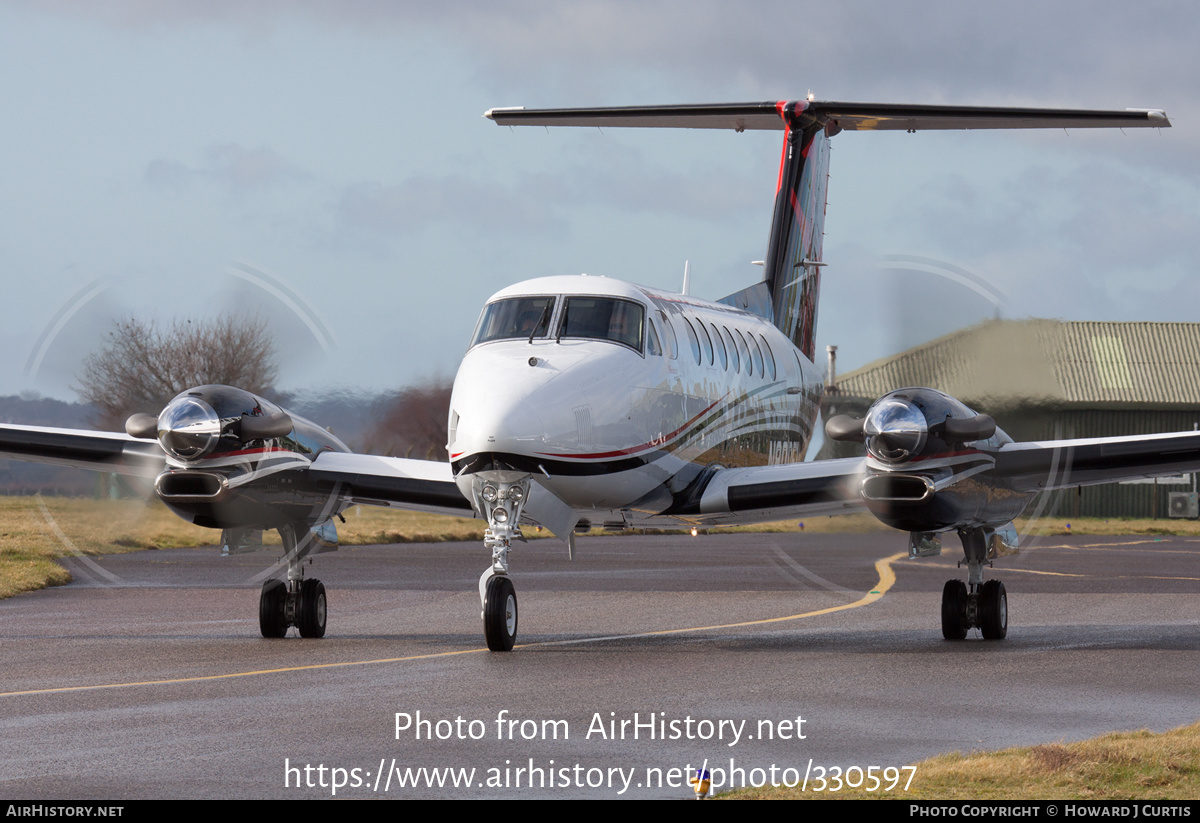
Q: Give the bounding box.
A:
[369,380,453,461]
[77,315,278,430]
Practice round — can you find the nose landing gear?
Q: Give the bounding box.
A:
[475,477,530,651]
[482,574,518,651]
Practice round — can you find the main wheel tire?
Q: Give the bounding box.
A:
[259,578,288,639]
[941,579,968,640]
[980,579,1007,640]
[298,578,327,638]
[483,575,518,652]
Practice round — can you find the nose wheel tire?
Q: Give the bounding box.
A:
[941,579,968,640]
[980,579,1007,640]
[298,578,327,639]
[259,578,288,638]
[483,575,518,652]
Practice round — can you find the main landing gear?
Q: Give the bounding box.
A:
[259,577,327,638]
[940,526,1009,641]
[475,476,530,651]
[259,520,333,639]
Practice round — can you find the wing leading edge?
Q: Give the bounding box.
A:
[679,457,867,525]
[996,430,1200,492]
[661,426,1200,528]
[302,451,472,517]
[0,423,164,477]
[0,424,472,516]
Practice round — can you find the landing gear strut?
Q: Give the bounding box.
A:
[474,476,530,651]
[259,520,333,639]
[941,526,1009,640]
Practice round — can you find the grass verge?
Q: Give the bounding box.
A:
[3,495,1200,599]
[723,722,1200,800]
[0,496,488,599]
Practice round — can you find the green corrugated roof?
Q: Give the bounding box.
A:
[834,319,1200,409]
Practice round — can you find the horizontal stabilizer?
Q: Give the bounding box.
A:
[486,101,1170,132]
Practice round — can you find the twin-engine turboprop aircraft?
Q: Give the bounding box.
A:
[1,99,1193,650]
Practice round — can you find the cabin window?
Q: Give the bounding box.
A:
[657,310,679,360]
[471,296,555,346]
[735,329,753,377]
[759,334,777,380]
[681,317,701,363]
[749,334,765,376]
[722,326,739,373]
[695,318,713,366]
[558,296,645,352]
[710,322,727,370]
[647,319,663,356]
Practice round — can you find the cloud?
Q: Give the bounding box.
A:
[35,2,1200,100]
[335,166,763,238]
[336,175,563,236]
[144,143,307,192]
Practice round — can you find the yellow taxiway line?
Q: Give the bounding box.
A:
[0,552,906,699]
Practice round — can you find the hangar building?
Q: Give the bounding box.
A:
[822,319,1200,518]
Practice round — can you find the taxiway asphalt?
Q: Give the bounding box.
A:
[2,529,1199,798]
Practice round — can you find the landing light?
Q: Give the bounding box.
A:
[508,486,524,502]
[493,507,509,523]
[482,484,499,503]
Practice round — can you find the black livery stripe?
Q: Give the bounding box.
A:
[303,468,472,512]
[726,476,854,512]
[452,450,656,477]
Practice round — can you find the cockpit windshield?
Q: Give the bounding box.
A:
[471,296,555,346]
[558,297,644,352]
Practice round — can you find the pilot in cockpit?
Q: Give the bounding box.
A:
[515,311,541,336]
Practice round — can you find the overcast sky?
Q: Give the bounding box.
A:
[2,1,1197,404]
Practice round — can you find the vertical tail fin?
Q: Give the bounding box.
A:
[485,100,1167,362]
[761,103,831,361]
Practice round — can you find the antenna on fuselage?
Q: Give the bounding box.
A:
[682,260,691,296]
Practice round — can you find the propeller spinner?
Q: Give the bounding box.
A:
[124,386,293,461]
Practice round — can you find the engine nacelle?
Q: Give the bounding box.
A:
[826,387,1030,533]
[125,385,350,530]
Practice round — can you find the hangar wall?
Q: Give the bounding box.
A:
[822,319,1200,519]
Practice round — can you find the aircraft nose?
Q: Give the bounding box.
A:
[863,398,927,462]
[450,395,548,459]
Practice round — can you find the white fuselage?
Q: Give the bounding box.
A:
[448,275,824,525]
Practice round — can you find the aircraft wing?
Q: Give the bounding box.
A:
[671,426,1200,526]
[302,451,473,518]
[0,423,165,477]
[486,101,1170,132]
[305,450,867,529]
[995,430,1200,492]
[674,457,867,525]
[0,424,472,517]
